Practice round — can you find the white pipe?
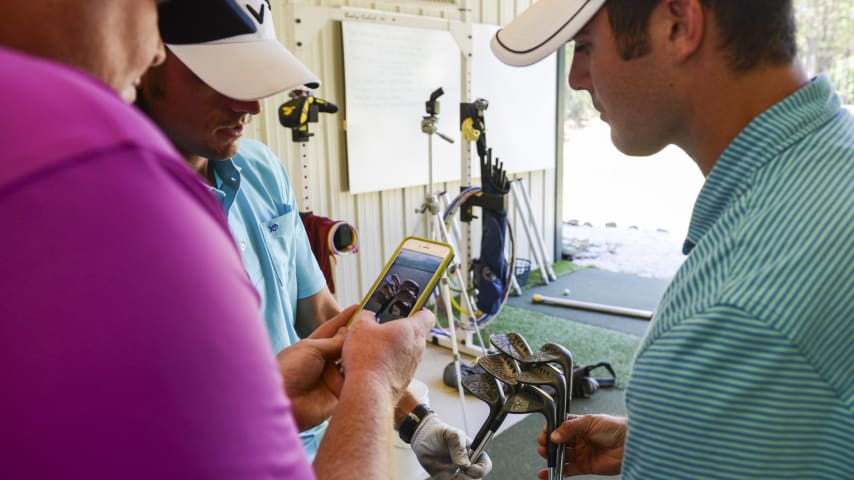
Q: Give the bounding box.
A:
[439,192,463,249]
[516,178,557,281]
[432,208,471,434]
[532,294,653,320]
[511,181,549,285]
[508,271,523,296]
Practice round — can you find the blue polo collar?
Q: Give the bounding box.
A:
[207,159,243,211]
[683,74,840,254]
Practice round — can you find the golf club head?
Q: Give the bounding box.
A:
[477,353,521,386]
[539,343,574,373]
[507,332,534,355]
[506,384,556,419]
[490,332,533,360]
[462,372,506,406]
[506,385,558,472]
[521,362,565,383]
[518,364,567,401]
[539,343,573,478]
[540,342,575,402]
[462,372,509,464]
[492,333,564,366]
[517,364,567,430]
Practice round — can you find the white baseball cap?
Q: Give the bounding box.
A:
[491,0,607,67]
[166,0,320,101]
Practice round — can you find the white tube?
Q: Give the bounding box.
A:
[511,181,549,285]
[532,294,653,320]
[516,178,557,281]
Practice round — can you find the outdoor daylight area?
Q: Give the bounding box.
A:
[561,0,854,280]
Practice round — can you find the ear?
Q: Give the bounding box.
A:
[664,0,705,64]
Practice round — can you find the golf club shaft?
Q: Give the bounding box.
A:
[469,411,507,463]
[470,409,497,454]
[468,430,494,465]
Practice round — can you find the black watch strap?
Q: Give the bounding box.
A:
[398,403,432,444]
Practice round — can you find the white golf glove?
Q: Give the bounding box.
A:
[410,413,493,480]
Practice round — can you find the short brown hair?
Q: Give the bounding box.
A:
[605,0,798,72]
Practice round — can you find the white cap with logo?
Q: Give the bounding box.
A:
[491,0,607,67]
[166,0,320,101]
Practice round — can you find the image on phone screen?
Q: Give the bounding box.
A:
[363,248,446,323]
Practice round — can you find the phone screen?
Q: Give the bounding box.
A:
[363,246,447,323]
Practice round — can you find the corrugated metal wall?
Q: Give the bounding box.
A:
[246,0,559,306]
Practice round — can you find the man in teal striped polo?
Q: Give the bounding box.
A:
[493,1,853,478]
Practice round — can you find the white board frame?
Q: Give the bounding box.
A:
[342,21,462,194]
[286,5,559,193]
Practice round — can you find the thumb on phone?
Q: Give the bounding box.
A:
[310,304,359,339]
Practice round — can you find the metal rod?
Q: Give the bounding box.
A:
[510,181,550,285]
[434,209,487,358]
[516,178,557,281]
[508,271,523,296]
[438,270,471,434]
[427,134,434,240]
[439,192,463,249]
[532,294,654,320]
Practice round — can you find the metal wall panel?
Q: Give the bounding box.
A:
[245,0,556,305]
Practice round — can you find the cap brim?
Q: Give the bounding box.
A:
[491,0,607,67]
[167,40,321,101]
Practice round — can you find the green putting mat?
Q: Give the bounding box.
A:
[509,267,669,338]
[471,305,641,389]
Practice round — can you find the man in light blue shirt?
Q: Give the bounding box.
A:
[137,2,491,478]
[493,1,853,479]
[207,139,334,457]
[209,139,331,355]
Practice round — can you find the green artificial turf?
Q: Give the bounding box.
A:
[518,260,583,290]
[438,259,641,387]
[470,305,641,388]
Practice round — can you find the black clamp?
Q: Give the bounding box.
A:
[459,189,508,223]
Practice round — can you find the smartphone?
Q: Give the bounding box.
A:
[350,236,454,325]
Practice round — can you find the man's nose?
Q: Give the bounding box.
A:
[151,38,166,68]
[231,99,262,115]
[568,51,591,92]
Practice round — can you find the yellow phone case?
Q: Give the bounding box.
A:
[348,236,453,325]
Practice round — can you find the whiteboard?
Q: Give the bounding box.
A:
[342,21,461,194]
[471,23,557,174]
[342,21,557,194]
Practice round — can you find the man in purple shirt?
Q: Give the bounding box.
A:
[0,1,434,478]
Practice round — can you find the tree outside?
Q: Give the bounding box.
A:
[565,3,853,126]
[797,0,854,104]
[561,3,851,274]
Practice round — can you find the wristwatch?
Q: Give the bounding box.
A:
[398,403,433,444]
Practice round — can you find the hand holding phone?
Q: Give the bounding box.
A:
[350,236,453,325]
